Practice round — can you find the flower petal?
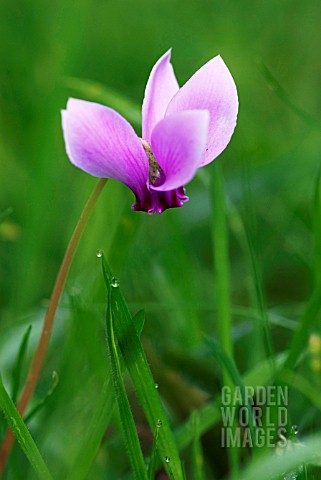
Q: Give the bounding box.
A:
[150,110,209,191]
[166,55,238,166]
[62,98,149,199]
[142,49,179,143]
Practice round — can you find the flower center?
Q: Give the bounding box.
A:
[141,139,165,186]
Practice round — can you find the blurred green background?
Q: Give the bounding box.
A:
[1,0,321,478]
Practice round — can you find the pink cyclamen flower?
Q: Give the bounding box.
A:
[62,50,238,214]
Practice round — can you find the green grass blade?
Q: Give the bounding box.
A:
[106,283,148,480]
[175,402,221,453]
[205,335,256,438]
[132,309,146,337]
[24,371,59,423]
[0,374,52,480]
[210,165,233,360]
[148,419,162,480]
[191,411,204,480]
[63,76,141,127]
[237,164,275,363]
[313,163,321,289]
[283,285,321,370]
[11,325,32,404]
[101,254,184,480]
[174,352,286,451]
[239,432,321,480]
[279,369,321,412]
[67,379,114,480]
[210,165,239,477]
[258,59,321,128]
[67,308,146,480]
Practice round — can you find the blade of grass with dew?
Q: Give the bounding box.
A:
[0,374,52,480]
[101,253,184,480]
[106,284,148,480]
[24,371,59,423]
[11,325,32,404]
[63,77,141,128]
[191,410,204,480]
[67,308,146,480]
[210,164,239,477]
[238,432,321,480]
[148,419,162,480]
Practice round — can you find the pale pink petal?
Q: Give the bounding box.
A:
[142,49,179,143]
[150,110,209,191]
[62,98,149,199]
[166,55,238,166]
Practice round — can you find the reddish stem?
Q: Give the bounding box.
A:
[0,178,107,476]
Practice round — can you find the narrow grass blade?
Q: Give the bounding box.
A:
[174,352,286,452]
[101,254,184,480]
[132,309,146,337]
[313,163,321,289]
[67,308,146,480]
[148,419,162,480]
[106,283,148,480]
[283,285,321,370]
[238,162,275,364]
[239,432,321,480]
[205,336,256,438]
[210,165,233,360]
[191,411,204,480]
[24,371,59,423]
[63,77,141,127]
[11,325,32,404]
[279,369,321,412]
[258,59,321,128]
[0,374,52,480]
[210,165,238,476]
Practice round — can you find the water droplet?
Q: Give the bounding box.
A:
[157,419,162,427]
[165,456,170,463]
[111,277,120,288]
[292,425,299,435]
[154,383,159,389]
[96,249,103,258]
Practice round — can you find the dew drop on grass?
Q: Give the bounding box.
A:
[292,425,299,435]
[154,383,159,389]
[111,277,120,288]
[165,456,170,463]
[96,249,103,258]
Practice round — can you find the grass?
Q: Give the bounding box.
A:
[1,0,321,478]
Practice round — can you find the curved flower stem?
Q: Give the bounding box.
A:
[0,178,107,476]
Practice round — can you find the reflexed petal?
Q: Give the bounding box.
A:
[150,110,209,191]
[62,98,149,198]
[142,49,179,143]
[166,55,238,166]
